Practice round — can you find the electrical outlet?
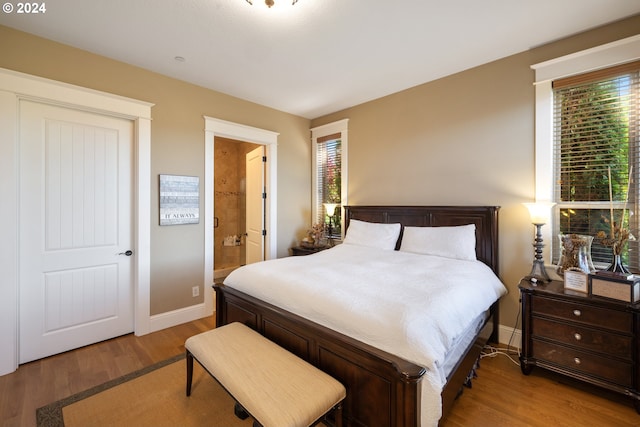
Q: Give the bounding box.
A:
[192,286,199,297]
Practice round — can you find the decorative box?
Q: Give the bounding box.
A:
[589,271,640,303]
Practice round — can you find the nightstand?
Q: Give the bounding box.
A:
[519,278,640,412]
[290,245,329,256]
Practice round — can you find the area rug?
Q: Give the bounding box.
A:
[36,354,253,427]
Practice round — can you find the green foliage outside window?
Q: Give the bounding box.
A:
[556,74,636,267]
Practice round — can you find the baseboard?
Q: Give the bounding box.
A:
[147,302,213,334]
[497,324,521,350]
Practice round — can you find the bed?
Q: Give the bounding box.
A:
[214,206,505,426]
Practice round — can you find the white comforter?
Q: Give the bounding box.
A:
[224,243,507,426]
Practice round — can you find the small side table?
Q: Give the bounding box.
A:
[290,245,329,256]
[519,278,640,413]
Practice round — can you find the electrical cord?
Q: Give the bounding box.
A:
[480,291,523,366]
[480,345,520,366]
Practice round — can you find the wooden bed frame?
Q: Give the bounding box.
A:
[214,206,501,426]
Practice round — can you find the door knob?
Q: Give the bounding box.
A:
[118,250,133,256]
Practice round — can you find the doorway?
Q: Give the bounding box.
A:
[0,67,152,376]
[213,137,262,279]
[203,116,278,300]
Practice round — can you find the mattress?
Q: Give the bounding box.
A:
[440,309,488,381]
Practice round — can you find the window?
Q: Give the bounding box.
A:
[311,119,348,239]
[532,35,640,272]
[316,133,342,236]
[553,62,640,270]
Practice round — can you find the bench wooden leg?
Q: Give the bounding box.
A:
[234,402,250,420]
[310,403,343,427]
[186,350,194,396]
[334,403,343,427]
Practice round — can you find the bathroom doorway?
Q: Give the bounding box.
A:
[213,137,262,279]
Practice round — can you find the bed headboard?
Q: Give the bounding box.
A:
[344,205,500,274]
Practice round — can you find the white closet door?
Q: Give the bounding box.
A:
[19,100,134,363]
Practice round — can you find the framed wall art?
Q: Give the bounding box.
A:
[159,174,200,225]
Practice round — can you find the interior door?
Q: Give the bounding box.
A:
[19,100,134,363]
[245,146,265,264]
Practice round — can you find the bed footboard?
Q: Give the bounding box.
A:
[215,284,425,427]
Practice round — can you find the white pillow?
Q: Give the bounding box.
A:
[343,219,401,250]
[399,224,477,261]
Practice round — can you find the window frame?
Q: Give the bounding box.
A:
[311,119,349,239]
[532,35,640,267]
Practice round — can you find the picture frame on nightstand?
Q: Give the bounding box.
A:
[563,269,589,293]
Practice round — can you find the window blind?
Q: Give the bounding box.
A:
[553,61,640,271]
[315,133,342,236]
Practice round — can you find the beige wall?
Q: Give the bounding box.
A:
[0,25,311,315]
[311,16,640,330]
[2,15,639,330]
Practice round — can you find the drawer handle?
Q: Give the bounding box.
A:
[573,309,582,317]
[574,333,582,341]
[574,357,581,365]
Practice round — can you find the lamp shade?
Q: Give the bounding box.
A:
[324,203,338,217]
[523,202,556,225]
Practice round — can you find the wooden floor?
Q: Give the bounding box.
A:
[1,317,638,427]
[441,348,639,427]
[0,317,214,427]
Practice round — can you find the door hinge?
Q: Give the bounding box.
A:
[262,192,267,199]
[262,229,267,236]
[262,156,267,162]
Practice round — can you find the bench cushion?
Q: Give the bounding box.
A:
[185,322,346,427]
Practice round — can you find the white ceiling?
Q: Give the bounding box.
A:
[1,0,639,119]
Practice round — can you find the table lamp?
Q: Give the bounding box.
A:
[323,203,338,241]
[523,202,556,283]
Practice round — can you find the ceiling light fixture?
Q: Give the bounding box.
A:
[245,0,298,8]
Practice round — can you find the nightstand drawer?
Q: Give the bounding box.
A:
[532,297,632,333]
[533,339,633,387]
[532,317,632,359]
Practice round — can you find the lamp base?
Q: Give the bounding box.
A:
[526,260,551,283]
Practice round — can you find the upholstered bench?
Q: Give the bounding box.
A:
[185,322,346,427]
